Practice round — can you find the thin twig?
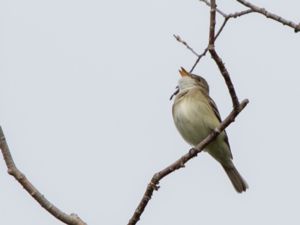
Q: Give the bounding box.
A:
[227,9,253,19]
[0,127,87,225]
[236,0,300,32]
[127,99,249,225]
[173,35,199,57]
[189,48,208,73]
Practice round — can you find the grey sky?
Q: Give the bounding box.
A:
[1,1,300,224]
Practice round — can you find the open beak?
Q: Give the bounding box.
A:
[170,67,189,100]
[179,67,190,77]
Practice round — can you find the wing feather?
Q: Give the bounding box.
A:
[206,92,233,159]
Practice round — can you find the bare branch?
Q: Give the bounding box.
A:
[173,35,200,57]
[236,0,300,32]
[208,0,240,110]
[127,99,249,225]
[189,9,254,73]
[227,9,253,19]
[189,48,208,73]
[0,127,87,225]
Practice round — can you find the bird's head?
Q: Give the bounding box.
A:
[170,67,209,100]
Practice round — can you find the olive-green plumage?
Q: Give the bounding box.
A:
[172,68,248,193]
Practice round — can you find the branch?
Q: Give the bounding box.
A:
[127,99,249,225]
[208,0,240,110]
[189,47,208,73]
[0,127,87,225]
[189,6,254,73]
[173,35,200,57]
[236,0,300,32]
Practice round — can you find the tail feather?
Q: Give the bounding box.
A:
[222,164,248,193]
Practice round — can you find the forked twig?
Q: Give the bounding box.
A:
[190,4,254,72]
[173,35,200,57]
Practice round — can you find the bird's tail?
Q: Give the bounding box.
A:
[222,163,248,193]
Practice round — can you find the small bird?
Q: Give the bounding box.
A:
[171,67,248,193]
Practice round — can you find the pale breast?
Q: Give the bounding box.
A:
[172,91,220,146]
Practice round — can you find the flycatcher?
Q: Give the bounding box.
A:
[171,67,248,193]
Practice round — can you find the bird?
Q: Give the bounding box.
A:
[171,67,248,193]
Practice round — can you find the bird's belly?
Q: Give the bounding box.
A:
[173,100,219,146]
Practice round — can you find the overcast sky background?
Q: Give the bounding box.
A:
[1,1,300,225]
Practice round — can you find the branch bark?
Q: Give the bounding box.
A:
[0,127,87,225]
[208,0,240,110]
